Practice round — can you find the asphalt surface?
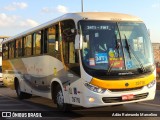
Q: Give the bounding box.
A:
[0,86,160,120]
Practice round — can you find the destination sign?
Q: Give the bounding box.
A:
[86,25,110,30]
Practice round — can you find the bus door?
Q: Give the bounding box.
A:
[60,20,81,104]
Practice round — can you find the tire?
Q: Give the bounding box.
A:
[15,80,32,99]
[55,85,72,112]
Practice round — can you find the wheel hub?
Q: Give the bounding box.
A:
[57,91,64,106]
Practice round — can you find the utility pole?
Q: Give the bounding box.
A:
[81,0,84,12]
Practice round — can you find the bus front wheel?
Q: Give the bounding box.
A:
[15,80,32,99]
[55,85,72,112]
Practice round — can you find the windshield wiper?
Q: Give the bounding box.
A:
[107,23,121,74]
[124,35,131,59]
[115,22,121,58]
[124,35,146,73]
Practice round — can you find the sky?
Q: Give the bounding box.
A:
[0,0,160,43]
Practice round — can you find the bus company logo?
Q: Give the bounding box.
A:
[2,112,11,117]
[125,83,129,87]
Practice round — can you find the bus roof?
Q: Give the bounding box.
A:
[3,12,143,43]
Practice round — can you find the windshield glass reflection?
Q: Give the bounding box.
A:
[79,21,154,72]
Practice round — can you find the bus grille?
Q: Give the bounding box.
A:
[102,93,149,103]
[108,87,143,92]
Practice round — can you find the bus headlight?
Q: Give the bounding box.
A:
[84,82,106,93]
[147,80,156,88]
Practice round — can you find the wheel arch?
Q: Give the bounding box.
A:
[51,79,64,103]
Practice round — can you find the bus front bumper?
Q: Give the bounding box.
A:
[82,83,156,108]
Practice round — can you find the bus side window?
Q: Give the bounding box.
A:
[33,31,41,55]
[47,25,61,60]
[48,26,55,56]
[2,43,9,60]
[9,41,15,59]
[15,38,22,58]
[24,35,32,56]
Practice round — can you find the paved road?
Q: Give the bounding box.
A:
[0,86,160,120]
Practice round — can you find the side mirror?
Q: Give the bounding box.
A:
[75,34,82,50]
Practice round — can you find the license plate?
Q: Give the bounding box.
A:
[122,94,134,100]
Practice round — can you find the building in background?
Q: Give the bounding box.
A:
[152,43,160,63]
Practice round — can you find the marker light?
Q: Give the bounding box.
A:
[89,97,95,103]
[84,82,106,93]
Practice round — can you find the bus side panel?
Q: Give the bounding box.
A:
[4,55,83,106]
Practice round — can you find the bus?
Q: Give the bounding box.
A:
[2,12,156,111]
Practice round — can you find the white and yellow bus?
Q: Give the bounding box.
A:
[2,12,156,111]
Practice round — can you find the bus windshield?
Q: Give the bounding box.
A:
[79,21,154,74]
